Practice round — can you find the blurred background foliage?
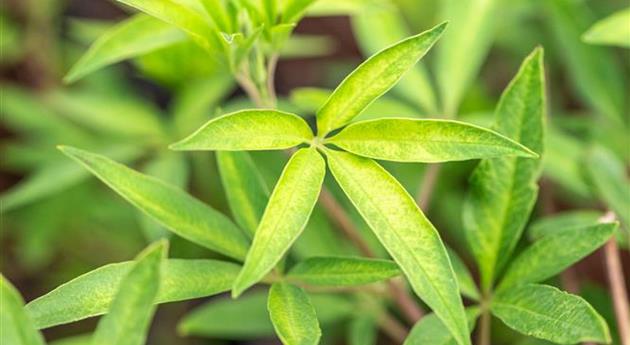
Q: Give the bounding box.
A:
[1,0,628,344]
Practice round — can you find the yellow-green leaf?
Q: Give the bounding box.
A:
[170,109,313,151]
[268,283,321,345]
[91,241,167,345]
[404,308,480,345]
[287,256,401,286]
[232,148,325,297]
[328,118,536,163]
[59,146,250,260]
[492,284,611,344]
[1,275,45,345]
[26,259,240,329]
[325,149,470,345]
[316,22,446,136]
[583,7,630,48]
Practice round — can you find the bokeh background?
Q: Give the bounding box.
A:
[1,0,628,344]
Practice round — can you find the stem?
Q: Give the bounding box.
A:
[415,164,442,210]
[601,213,629,345]
[266,53,279,107]
[236,73,264,108]
[477,308,491,345]
[378,312,408,343]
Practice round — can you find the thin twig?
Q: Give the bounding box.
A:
[235,73,264,108]
[601,212,629,345]
[477,307,491,345]
[415,164,442,210]
[378,312,409,343]
[266,53,279,107]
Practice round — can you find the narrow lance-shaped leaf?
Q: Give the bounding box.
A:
[26,259,240,329]
[1,275,46,345]
[528,210,602,240]
[446,248,480,301]
[498,222,617,291]
[351,7,437,114]
[348,315,377,345]
[65,14,187,83]
[325,149,470,345]
[217,151,270,236]
[492,284,611,344]
[91,241,167,345]
[282,0,317,23]
[404,308,480,345]
[232,148,326,297]
[287,256,401,286]
[268,283,321,345]
[59,146,250,260]
[328,118,536,163]
[582,7,630,48]
[316,22,447,136]
[171,109,313,151]
[436,0,497,115]
[463,48,545,289]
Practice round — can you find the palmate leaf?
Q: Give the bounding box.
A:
[498,222,617,291]
[232,148,325,297]
[436,0,497,115]
[0,275,45,345]
[463,48,545,289]
[287,256,401,286]
[59,146,250,260]
[65,14,187,83]
[404,308,480,345]
[217,151,270,236]
[328,118,536,163]
[268,283,321,345]
[492,284,611,344]
[583,7,630,48]
[92,241,166,345]
[325,149,470,345]
[26,259,240,329]
[170,109,313,151]
[316,22,447,136]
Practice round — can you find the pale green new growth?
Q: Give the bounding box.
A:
[492,284,611,344]
[464,47,545,289]
[0,275,45,345]
[325,149,470,345]
[232,148,325,297]
[499,222,617,290]
[59,146,250,260]
[26,259,240,329]
[268,283,321,345]
[404,308,479,345]
[91,241,166,345]
[282,0,318,23]
[583,7,630,48]
[316,22,447,135]
[65,14,186,83]
[170,110,313,151]
[328,118,536,163]
[217,151,270,236]
[287,256,401,286]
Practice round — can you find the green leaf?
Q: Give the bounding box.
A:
[325,149,470,345]
[583,7,630,48]
[1,275,45,345]
[179,290,352,339]
[351,7,437,114]
[287,256,401,286]
[436,0,497,115]
[328,118,536,163]
[26,259,240,329]
[281,0,317,23]
[463,48,545,289]
[232,148,325,296]
[268,283,321,345]
[59,146,250,260]
[115,0,221,54]
[404,307,480,345]
[446,248,480,301]
[586,146,630,229]
[498,222,617,291]
[198,0,233,33]
[91,241,166,345]
[217,151,270,236]
[348,315,377,345]
[170,109,313,151]
[492,284,611,344]
[316,22,446,135]
[528,210,602,240]
[65,14,186,83]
